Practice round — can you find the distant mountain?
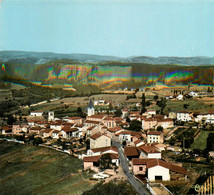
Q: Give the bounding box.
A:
[127,56,214,65]
[0,51,214,65]
[0,51,123,64]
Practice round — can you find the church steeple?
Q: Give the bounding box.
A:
[87,99,95,116]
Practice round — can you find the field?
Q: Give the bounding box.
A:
[191,130,214,150]
[0,141,95,195]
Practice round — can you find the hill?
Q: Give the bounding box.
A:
[0,140,94,195]
[1,51,214,65]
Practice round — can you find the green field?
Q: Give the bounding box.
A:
[191,130,214,150]
[0,141,94,195]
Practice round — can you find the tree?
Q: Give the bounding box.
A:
[6,114,16,125]
[140,93,147,114]
[157,126,163,132]
[154,95,159,101]
[183,104,189,110]
[33,137,43,146]
[99,154,113,169]
[129,120,142,131]
[115,108,122,117]
[126,116,131,124]
[77,107,83,114]
[157,98,166,115]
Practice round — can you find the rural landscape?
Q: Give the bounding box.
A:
[0,0,214,194]
[0,52,214,195]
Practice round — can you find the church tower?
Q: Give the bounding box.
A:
[87,99,95,116]
[48,111,55,122]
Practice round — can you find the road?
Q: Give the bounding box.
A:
[112,141,151,195]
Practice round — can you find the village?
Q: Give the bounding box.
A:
[0,88,214,195]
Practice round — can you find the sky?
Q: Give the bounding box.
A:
[0,0,214,57]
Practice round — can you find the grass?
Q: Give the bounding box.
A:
[191,130,214,150]
[0,141,94,195]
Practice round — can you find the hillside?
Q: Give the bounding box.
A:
[0,141,94,195]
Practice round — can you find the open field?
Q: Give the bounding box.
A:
[0,141,94,195]
[32,94,128,112]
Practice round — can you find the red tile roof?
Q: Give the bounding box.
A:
[132,158,150,165]
[147,159,187,175]
[87,114,107,119]
[91,146,118,153]
[115,130,141,136]
[83,155,100,162]
[147,131,162,135]
[124,146,139,157]
[140,144,160,154]
[87,126,96,131]
[90,133,102,140]
[103,117,115,121]
[84,120,100,124]
[108,153,119,159]
[29,126,42,130]
[43,128,53,133]
[62,128,78,133]
[68,117,82,120]
[108,126,123,133]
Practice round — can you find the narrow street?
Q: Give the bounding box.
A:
[112,141,151,195]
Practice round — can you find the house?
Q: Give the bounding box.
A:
[87,146,118,156]
[189,91,198,97]
[144,110,156,117]
[83,155,100,172]
[142,116,174,130]
[139,144,161,159]
[132,158,148,175]
[195,110,214,124]
[129,111,141,121]
[124,146,140,161]
[134,140,145,147]
[147,159,187,181]
[103,117,116,128]
[157,118,174,129]
[29,126,42,135]
[177,94,184,100]
[1,126,12,134]
[12,123,22,135]
[42,128,53,138]
[60,127,79,139]
[86,114,107,122]
[177,111,192,122]
[83,153,119,172]
[90,133,111,149]
[116,130,141,145]
[122,109,129,119]
[50,121,64,130]
[63,117,83,125]
[142,118,157,130]
[84,120,101,127]
[52,130,60,139]
[132,158,187,181]
[30,111,43,117]
[147,131,164,144]
[107,126,123,138]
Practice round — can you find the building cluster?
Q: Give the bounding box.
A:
[1,97,214,183]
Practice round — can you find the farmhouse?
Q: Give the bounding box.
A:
[90,133,111,149]
[147,131,163,144]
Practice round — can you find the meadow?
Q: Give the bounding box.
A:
[0,141,94,195]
